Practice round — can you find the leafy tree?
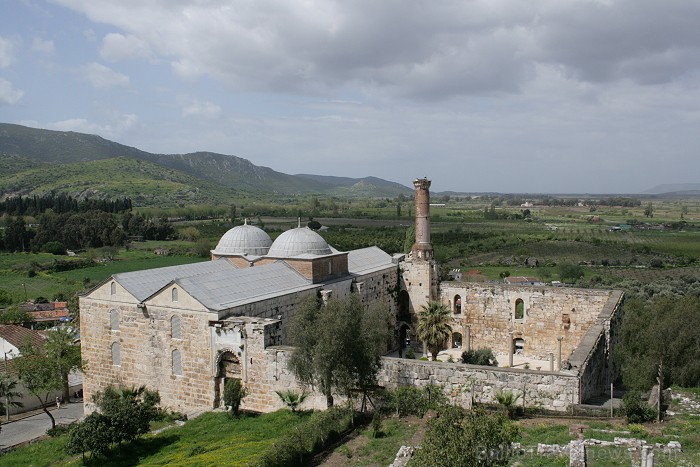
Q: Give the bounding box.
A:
[0,289,11,306]
[403,226,415,253]
[0,374,24,421]
[0,305,30,325]
[416,301,451,361]
[223,379,246,415]
[66,385,161,460]
[461,348,498,366]
[275,389,307,412]
[44,327,82,401]
[13,348,62,429]
[307,220,322,230]
[288,294,393,408]
[94,385,162,444]
[65,412,113,461]
[42,241,66,255]
[558,263,585,283]
[412,406,519,466]
[644,202,654,218]
[616,296,700,389]
[622,390,656,423]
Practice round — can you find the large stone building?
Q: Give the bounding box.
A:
[80,178,622,413]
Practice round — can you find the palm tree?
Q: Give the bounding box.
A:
[494,389,521,419]
[275,389,308,413]
[0,375,24,421]
[416,301,452,361]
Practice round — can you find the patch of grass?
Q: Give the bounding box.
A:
[518,422,574,445]
[0,434,74,466]
[0,410,309,467]
[344,417,420,466]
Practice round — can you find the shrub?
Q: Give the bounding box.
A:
[623,391,656,423]
[461,348,498,366]
[42,241,66,255]
[405,347,416,359]
[256,407,353,467]
[389,384,448,418]
[223,379,246,416]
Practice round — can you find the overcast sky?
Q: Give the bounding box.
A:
[2,1,700,193]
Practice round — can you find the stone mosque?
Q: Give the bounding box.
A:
[80,179,622,413]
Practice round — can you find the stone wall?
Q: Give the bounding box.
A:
[80,295,216,414]
[237,319,581,413]
[439,284,615,360]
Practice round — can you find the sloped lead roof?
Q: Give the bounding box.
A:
[176,261,315,310]
[113,259,235,302]
[347,246,394,274]
[112,259,315,311]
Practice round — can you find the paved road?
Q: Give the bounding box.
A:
[0,402,84,450]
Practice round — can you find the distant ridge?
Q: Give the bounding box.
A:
[643,183,700,195]
[0,123,412,204]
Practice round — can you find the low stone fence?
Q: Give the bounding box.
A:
[378,357,580,411]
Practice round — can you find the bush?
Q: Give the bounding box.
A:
[461,348,498,366]
[47,423,72,437]
[405,347,416,359]
[389,384,448,418]
[256,408,353,467]
[223,379,246,415]
[623,391,656,423]
[42,241,66,255]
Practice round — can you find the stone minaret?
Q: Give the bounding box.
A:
[411,177,433,261]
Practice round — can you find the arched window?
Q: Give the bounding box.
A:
[110,281,116,295]
[111,342,121,365]
[514,299,524,320]
[328,261,332,275]
[172,349,182,376]
[110,309,120,331]
[453,294,462,314]
[171,287,178,302]
[452,332,463,348]
[171,315,181,339]
[513,338,525,354]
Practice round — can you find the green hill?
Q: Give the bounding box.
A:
[0,123,412,201]
[0,156,246,207]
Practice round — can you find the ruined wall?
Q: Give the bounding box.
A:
[569,290,624,402]
[237,319,580,413]
[439,284,614,360]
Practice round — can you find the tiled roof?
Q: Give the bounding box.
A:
[0,324,46,350]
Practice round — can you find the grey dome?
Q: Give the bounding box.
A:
[212,223,272,256]
[267,227,332,257]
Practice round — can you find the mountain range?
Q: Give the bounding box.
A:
[0,123,412,206]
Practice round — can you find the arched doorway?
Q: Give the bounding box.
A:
[214,350,241,408]
[513,338,525,355]
[452,332,463,349]
[397,290,412,356]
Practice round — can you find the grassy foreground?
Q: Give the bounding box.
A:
[0,410,308,467]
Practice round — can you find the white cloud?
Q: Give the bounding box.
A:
[100,33,151,61]
[0,78,23,105]
[47,113,138,138]
[80,62,130,89]
[0,36,15,68]
[31,37,55,54]
[53,0,700,99]
[181,99,221,119]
